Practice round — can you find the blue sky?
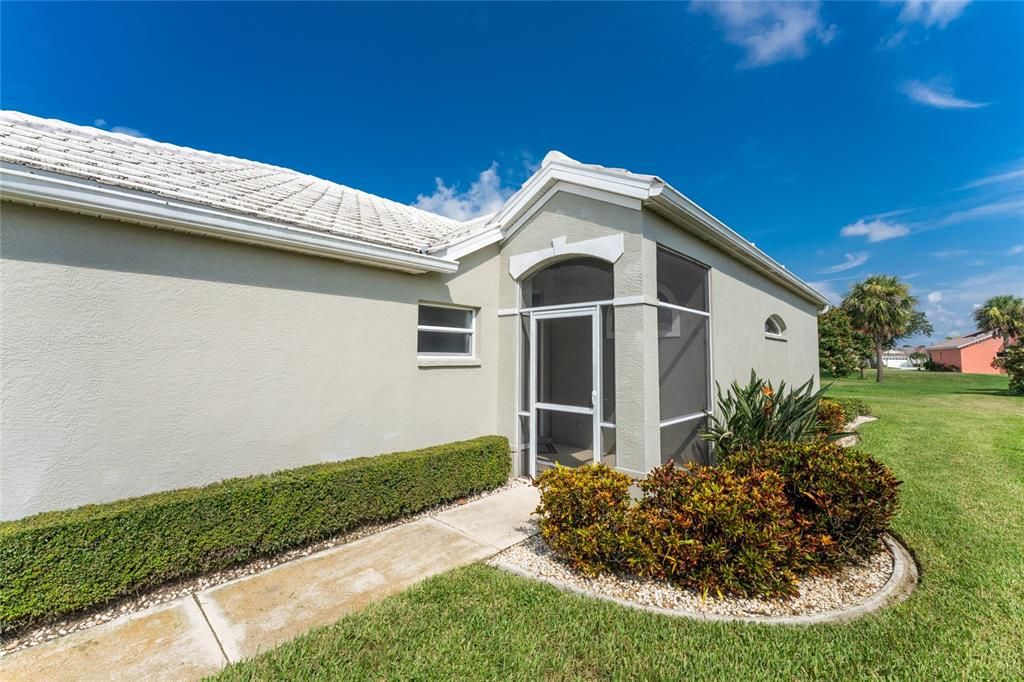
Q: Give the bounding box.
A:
[2,1,1022,342]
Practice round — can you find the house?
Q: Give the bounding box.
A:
[0,111,827,521]
[880,349,915,370]
[925,331,1006,374]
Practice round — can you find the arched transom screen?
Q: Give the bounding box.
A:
[765,314,787,336]
[520,257,614,308]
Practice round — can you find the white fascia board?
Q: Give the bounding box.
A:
[493,162,650,237]
[430,171,643,261]
[0,163,459,275]
[648,185,829,308]
[430,225,503,261]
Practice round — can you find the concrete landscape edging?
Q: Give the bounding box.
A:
[492,533,918,626]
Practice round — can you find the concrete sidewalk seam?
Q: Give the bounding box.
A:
[192,593,230,665]
[427,515,502,553]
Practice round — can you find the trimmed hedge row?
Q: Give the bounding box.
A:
[0,436,510,633]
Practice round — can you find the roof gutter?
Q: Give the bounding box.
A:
[0,163,459,275]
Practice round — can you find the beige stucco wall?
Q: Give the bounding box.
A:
[0,203,500,520]
[1,189,821,519]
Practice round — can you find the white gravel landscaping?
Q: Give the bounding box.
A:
[836,415,878,447]
[490,534,895,621]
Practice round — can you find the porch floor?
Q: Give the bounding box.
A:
[535,442,615,472]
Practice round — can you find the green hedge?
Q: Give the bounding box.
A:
[0,435,510,633]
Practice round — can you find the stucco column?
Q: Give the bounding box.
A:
[611,301,661,475]
[612,234,660,477]
[496,312,523,476]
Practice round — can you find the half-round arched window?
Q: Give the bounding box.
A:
[521,257,613,308]
[765,314,787,338]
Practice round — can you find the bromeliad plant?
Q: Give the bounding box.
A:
[701,371,836,455]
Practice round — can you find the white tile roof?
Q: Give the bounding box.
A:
[0,111,470,253]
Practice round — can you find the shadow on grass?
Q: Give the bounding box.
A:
[954,388,1016,397]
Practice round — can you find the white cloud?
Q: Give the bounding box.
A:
[960,166,1024,190]
[882,1,971,48]
[840,218,910,242]
[898,0,971,29]
[1009,244,1024,256]
[413,163,514,221]
[808,280,844,306]
[930,249,969,259]
[901,79,987,110]
[818,251,869,274]
[924,265,1024,338]
[927,291,942,304]
[111,126,146,138]
[929,198,1024,229]
[92,118,147,138]
[691,1,836,67]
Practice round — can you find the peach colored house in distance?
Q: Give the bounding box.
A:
[925,331,1006,375]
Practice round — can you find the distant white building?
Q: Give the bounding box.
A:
[881,349,916,369]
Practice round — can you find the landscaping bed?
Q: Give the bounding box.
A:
[492,394,913,624]
[212,373,1023,680]
[490,532,908,623]
[524,376,901,610]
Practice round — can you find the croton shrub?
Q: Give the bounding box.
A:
[627,463,802,598]
[815,398,848,436]
[534,440,900,599]
[722,440,901,568]
[533,464,632,575]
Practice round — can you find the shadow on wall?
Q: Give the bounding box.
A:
[0,203,493,305]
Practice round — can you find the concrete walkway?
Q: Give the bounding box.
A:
[0,484,539,681]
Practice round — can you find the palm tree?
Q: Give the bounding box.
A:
[842,275,918,383]
[973,295,1024,351]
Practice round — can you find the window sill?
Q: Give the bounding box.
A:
[418,357,482,368]
[765,333,787,342]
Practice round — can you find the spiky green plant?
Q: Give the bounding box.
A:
[700,370,833,456]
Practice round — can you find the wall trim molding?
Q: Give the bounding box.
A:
[508,233,625,280]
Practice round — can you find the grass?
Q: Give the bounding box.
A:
[213,372,1023,681]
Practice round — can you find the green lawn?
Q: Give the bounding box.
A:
[214,372,1023,681]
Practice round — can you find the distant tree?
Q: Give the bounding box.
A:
[993,342,1024,395]
[909,350,929,367]
[902,310,934,342]
[818,307,872,377]
[973,295,1024,350]
[843,275,928,383]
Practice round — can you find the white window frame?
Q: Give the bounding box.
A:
[654,245,714,468]
[765,314,787,341]
[655,246,712,430]
[527,305,604,478]
[416,303,477,358]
